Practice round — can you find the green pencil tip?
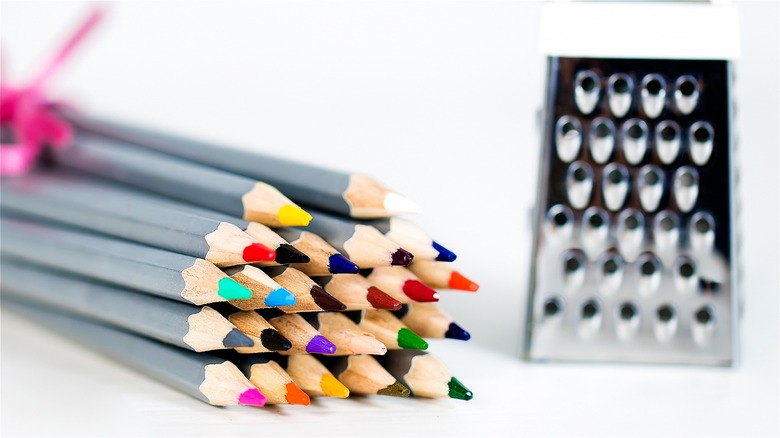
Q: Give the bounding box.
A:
[397,328,428,350]
[217,278,252,300]
[448,377,473,401]
[377,380,410,398]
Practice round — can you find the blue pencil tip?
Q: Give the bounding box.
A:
[264,288,297,307]
[445,322,471,341]
[433,241,457,262]
[328,253,360,274]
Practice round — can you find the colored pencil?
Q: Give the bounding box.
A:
[63,111,421,218]
[392,303,471,341]
[360,217,457,262]
[314,275,402,311]
[0,218,253,304]
[283,354,350,398]
[0,171,275,267]
[57,131,312,227]
[263,312,337,355]
[5,300,266,407]
[243,222,311,265]
[319,355,410,397]
[377,350,473,400]
[275,228,360,275]
[408,260,480,292]
[363,267,440,303]
[1,260,254,352]
[223,265,297,309]
[265,266,347,312]
[225,354,310,406]
[301,312,388,356]
[223,310,293,354]
[346,310,428,350]
[303,209,414,268]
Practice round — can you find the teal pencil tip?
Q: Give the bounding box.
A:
[264,288,296,307]
[217,278,253,300]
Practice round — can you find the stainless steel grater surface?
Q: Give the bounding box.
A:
[525,57,738,366]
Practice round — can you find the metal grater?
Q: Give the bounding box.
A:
[525,2,740,366]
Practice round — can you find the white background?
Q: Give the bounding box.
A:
[1,1,778,437]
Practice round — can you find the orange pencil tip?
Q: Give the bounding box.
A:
[285,382,311,406]
[449,271,479,292]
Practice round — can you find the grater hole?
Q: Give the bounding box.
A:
[646,79,662,95]
[695,306,713,324]
[641,261,656,276]
[619,303,637,320]
[695,217,711,233]
[694,126,711,142]
[661,125,678,141]
[582,300,599,319]
[613,78,629,94]
[562,121,578,136]
[628,124,644,139]
[595,122,611,138]
[564,256,581,273]
[580,75,597,92]
[543,297,562,316]
[624,215,640,230]
[608,169,624,184]
[679,262,695,278]
[680,172,695,187]
[573,167,588,181]
[657,305,675,322]
[603,259,619,274]
[679,80,696,96]
[644,170,660,185]
[589,213,604,228]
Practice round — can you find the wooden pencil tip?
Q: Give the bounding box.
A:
[278,205,312,226]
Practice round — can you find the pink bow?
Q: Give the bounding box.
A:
[0,7,104,175]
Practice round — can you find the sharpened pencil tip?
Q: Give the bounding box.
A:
[321,373,350,398]
[328,253,360,274]
[448,377,473,401]
[432,241,457,262]
[217,278,253,300]
[243,243,276,263]
[402,280,439,302]
[310,285,347,311]
[285,382,311,406]
[278,205,313,226]
[306,335,337,354]
[366,286,402,310]
[275,244,310,264]
[448,271,480,292]
[445,322,471,341]
[397,328,429,350]
[223,328,255,348]
[238,388,267,407]
[259,328,292,351]
[264,288,297,307]
[383,192,422,215]
[377,380,411,398]
[391,248,414,266]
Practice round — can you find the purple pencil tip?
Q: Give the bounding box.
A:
[306,335,337,354]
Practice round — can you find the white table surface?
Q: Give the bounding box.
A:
[1,1,778,437]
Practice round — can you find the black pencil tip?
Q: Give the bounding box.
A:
[259,328,292,351]
[275,244,311,264]
[223,328,255,348]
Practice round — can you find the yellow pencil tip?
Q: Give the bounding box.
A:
[321,373,350,398]
[278,205,313,226]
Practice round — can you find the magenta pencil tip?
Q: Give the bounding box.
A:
[238,388,266,407]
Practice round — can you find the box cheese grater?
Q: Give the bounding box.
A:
[525,2,740,366]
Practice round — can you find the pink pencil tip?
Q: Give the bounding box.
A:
[238,388,267,407]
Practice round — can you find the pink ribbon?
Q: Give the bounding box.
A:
[0,7,104,175]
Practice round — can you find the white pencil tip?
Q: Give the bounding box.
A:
[384,192,422,215]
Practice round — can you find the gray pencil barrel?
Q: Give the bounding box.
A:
[0,171,218,258]
[61,111,353,215]
[0,218,190,303]
[3,299,221,405]
[299,209,359,253]
[2,260,203,351]
[56,132,252,218]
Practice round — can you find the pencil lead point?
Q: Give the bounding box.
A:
[397,328,429,350]
[321,373,350,398]
[402,280,439,302]
[223,328,255,348]
[448,377,473,401]
[242,243,276,263]
[448,271,480,292]
[377,380,410,398]
[432,241,457,262]
[383,192,422,215]
[264,287,297,307]
[285,382,311,406]
[278,205,312,227]
[259,328,292,351]
[238,388,267,407]
[275,244,310,264]
[391,248,414,266]
[445,322,471,341]
[328,253,360,274]
[310,285,347,311]
[306,335,337,354]
[217,278,253,300]
[366,286,402,310]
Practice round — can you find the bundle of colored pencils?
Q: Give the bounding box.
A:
[0,111,479,408]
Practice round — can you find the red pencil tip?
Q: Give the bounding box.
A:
[448,271,480,292]
[366,286,403,310]
[243,243,276,262]
[238,388,267,407]
[402,280,439,302]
